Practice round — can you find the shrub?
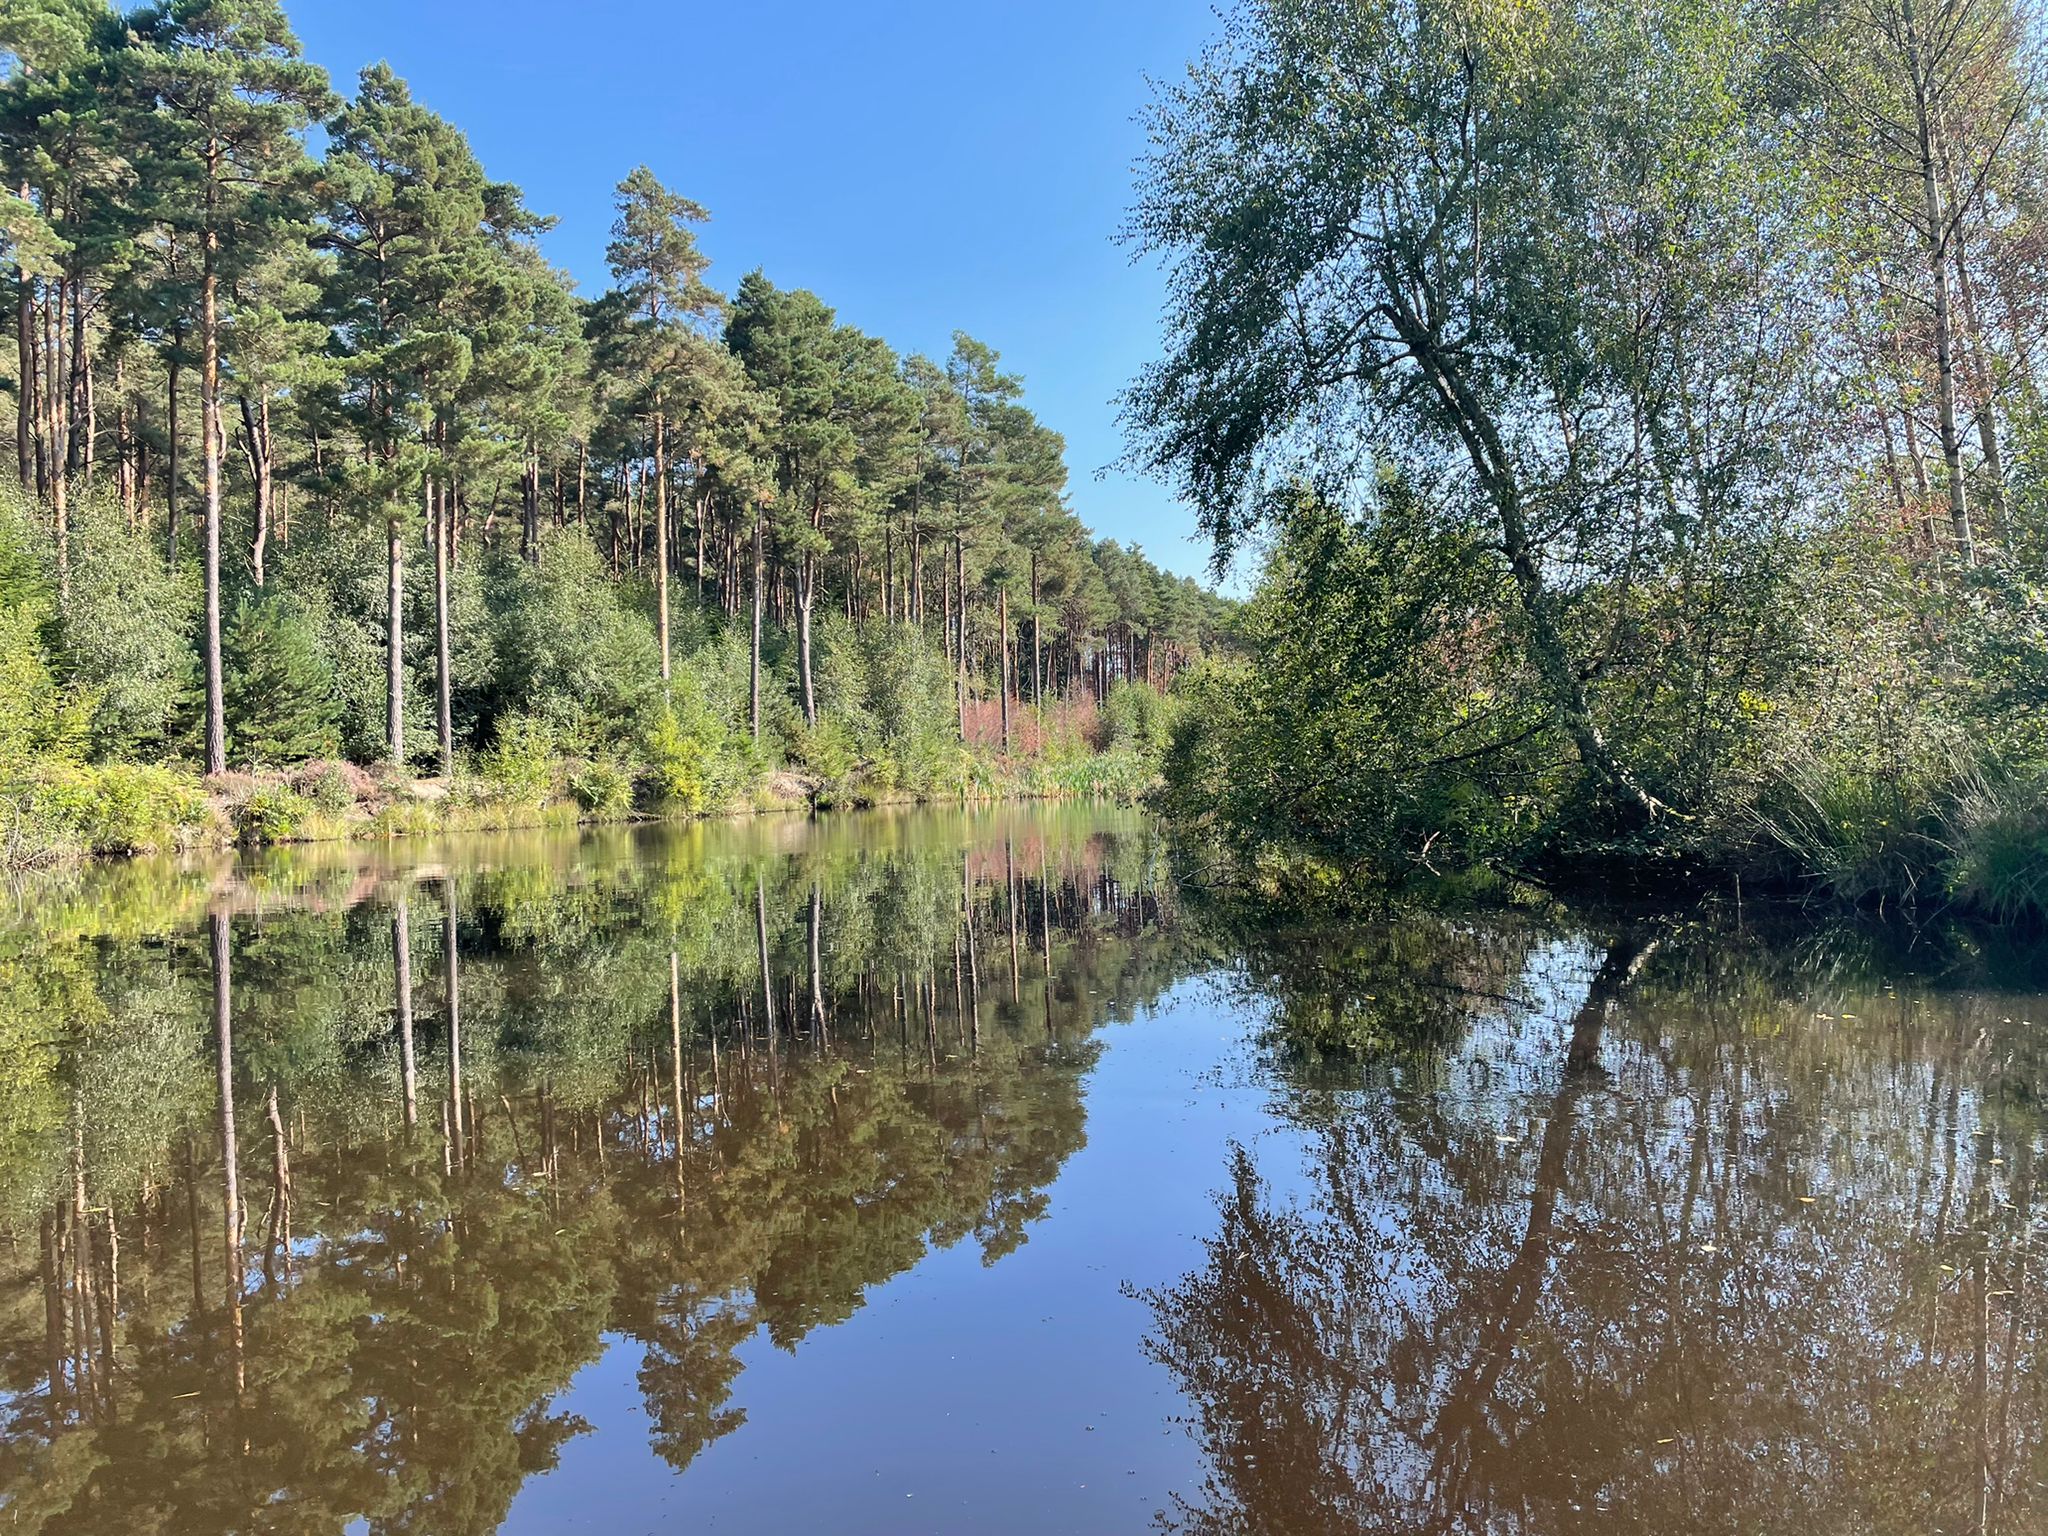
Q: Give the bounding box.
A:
[485,531,661,750]
[480,714,559,806]
[58,494,197,758]
[0,603,91,772]
[644,706,712,815]
[237,784,314,844]
[570,758,636,816]
[291,759,371,814]
[23,764,210,855]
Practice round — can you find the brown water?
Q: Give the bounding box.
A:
[0,806,2042,1533]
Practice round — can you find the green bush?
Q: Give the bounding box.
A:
[59,494,197,758]
[485,531,661,750]
[292,760,363,814]
[480,714,560,806]
[0,603,91,772]
[1098,679,1182,758]
[237,784,314,844]
[23,764,210,855]
[569,758,636,816]
[644,706,713,814]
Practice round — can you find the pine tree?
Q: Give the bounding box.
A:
[223,590,336,763]
[133,0,330,776]
[603,166,719,687]
[319,64,488,768]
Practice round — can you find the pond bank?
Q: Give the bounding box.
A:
[1,751,1157,870]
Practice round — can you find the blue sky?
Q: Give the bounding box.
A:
[288,0,1225,582]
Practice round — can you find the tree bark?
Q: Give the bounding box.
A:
[432,474,453,778]
[15,241,32,491]
[444,877,464,1163]
[1031,553,1043,709]
[797,547,818,727]
[1902,0,1975,565]
[654,413,671,684]
[750,502,765,741]
[999,585,1011,751]
[1389,278,1657,819]
[165,333,182,562]
[387,510,406,766]
[239,393,272,587]
[200,196,227,776]
[954,534,968,742]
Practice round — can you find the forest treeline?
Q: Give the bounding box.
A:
[0,0,1233,859]
[1133,0,2048,919]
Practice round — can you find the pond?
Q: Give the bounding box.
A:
[0,805,2041,1533]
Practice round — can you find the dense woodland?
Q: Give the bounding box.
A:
[0,0,1232,856]
[1136,0,2048,918]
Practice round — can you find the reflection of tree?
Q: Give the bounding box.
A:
[0,807,1187,1532]
[1144,930,2048,1535]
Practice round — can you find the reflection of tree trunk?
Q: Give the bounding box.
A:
[1564,934,1653,1076]
[69,1088,95,1405]
[670,950,687,1219]
[41,1211,65,1402]
[262,1084,292,1291]
[210,910,245,1395]
[1990,1143,2032,1528]
[756,875,778,1044]
[1006,838,1021,1003]
[1974,1174,1992,1534]
[184,1134,205,1322]
[394,899,417,1129]
[962,854,981,1052]
[444,879,464,1166]
[807,884,827,1041]
[1429,933,1654,1504]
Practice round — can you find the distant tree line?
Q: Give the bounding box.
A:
[0,0,1233,805]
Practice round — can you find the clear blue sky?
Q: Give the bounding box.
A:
[288,0,1225,583]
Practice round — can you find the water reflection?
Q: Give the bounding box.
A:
[1145,917,2048,1535]
[7,822,2048,1533]
[0,808,1184,1534]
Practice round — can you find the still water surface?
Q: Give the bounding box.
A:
[0,805,2041,1533]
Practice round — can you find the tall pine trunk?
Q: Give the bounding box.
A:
[387,509,405,766]
[165,333,182,562]
[797,550,818,727]
[954,534,967,742]
[200,199,226,777]
[1030,553,1043,710]
[999,585,1010,752]
[239,394,271,587]
[654,413,671,684]
[750,503,764,741]
[15,237,32,491]
[432,474,452,777]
